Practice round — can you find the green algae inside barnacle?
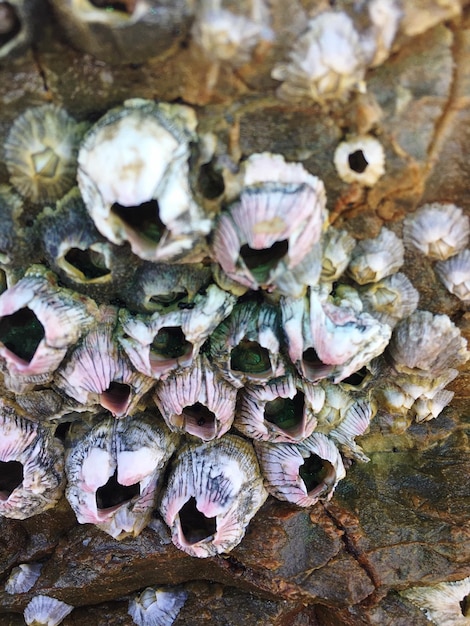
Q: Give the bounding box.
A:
[150,327,193,360]
[264,392,304,434]
[0,308,45,363]
[299,455,335,494]
[111,199,165,244]
[240,239,289,284]
[230,339,272,374]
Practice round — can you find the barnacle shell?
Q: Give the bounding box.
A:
[153,354,237,440]
[209,300,285,388]
[5,105,86,204]
[235,372,325,442]
[271,12,367,105]
[65,414,179,539]
[403,203,470,261]
[77,99,211,263]
[128,586,188,626]
[411,390,454,423]
[0,0,47,60]
[326,398,372,462]
[0,402,65,519]
[348,227,404,285]
[386,310,468,376]
[321,227,356,283]
[159,435,268,557]
[334,135,385,187]
[255,432,346,507]
[435,249,470,303]
[24,595,73,626]
[401,576,470,626]
[119,284,236,379]
[55,306,154,417]
[359,272,419,327]
[5,562,42,594]
[365,0,402,67]
[0,265,97,391]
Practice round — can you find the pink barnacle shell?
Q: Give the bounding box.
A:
[255,432,346,507]
[0,265,97,389]
[54,306,154,417]
[153,354,237,440]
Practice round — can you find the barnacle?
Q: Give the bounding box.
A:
[435,249,470,303]
[401,576,470,625]
[5,562,42,594]
[348,227,404,284]
[334,135,385,187]
[128,586,188,626]
[23,595,73,626]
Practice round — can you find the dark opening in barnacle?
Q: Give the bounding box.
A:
[348,150,368,174]
[179,496,217,545]
[230,339,272,376]
[341,366,369,387]
[0,308,45,363]
[149,290,188,309]
[299,455,335,495]
[182,403,216,439]
[264,392,305,437]
[198,161,225,199]
[95,469,140,511]
[0,2,21,48]
[460,594,470,617]
[100,382,131,415]
[89,0,136,14]
[240,240,289,283]
[301,348,333,381]
[111,200,165,244]
[64,248,111,281]
[0,460,23,499]
[150,327,193,360]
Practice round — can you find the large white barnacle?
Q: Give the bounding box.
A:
[401,576,470,625]
[0,402,65,519]
[334,135,385,187]
[128,586,188,626]
[159,435,267,557]
[435,249,470,304]
[4,104,86,204]
[77,99,211,263]
[403,203,470,261]
[255,432,346,507]
[5,562,43,594]
[65,414,179,539]
[23,595,73,626]
[272,12,367,105]
[348,227,404,285]
[359,272,419,327]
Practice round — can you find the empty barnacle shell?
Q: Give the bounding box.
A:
[359,272,419,327]
[0,265,98,392]
[401,576,470,626]
[4,105,87,204]
[334,135,385,187]
[118,284,236,379]
[320,227,356,283]
[281,287,391,383]
[348,227,404,285]
[255,432,346,507]
[128,586,188,626]
[54,306,154,417]
[235,372,325,443]
[0,401,65,519]
[5,562,43,594]
[411,390,454,423]
[403,203,470,261]
[435,249,470,303]
[123,261,212,314]
[209,300,285,388]
[38,187,136,302]
[393,368,458,402]
[0,0,47,59]
[326,398,372,462]
[159,435,268,557]
[386,310,469,377]
[271,11,367,105]
[65,413,179,539]
[77,99,211,263]
[153,354,236,440]
[24,595,73,626]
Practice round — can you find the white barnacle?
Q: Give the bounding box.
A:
[272,11,367,105]
[359,272,419,327]
[348,227,404,285]
[403,203,470,261]
[334,135,385,187]
[24,595,73,626]
[401,576,470,625]
[321,227,356,283]
[128,586,188,626]
[435,249,470,303]
[5,562,42,594]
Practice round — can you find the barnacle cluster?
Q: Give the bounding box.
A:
[0,96,467,576]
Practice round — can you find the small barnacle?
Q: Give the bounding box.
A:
[55,306,154,417]
[0,0,46,60]
[403,203,470,261]
[327,398,372,462]
[159,435,268,557]
[321,227,356,283]
[435,249,470,303]
[235,372,325,443]
[153,354,236,440]
[359,272,419,327]
[4,105,86,204]
[23,595,73,626]
[271,11,367,106]
[0,401,65,519]
[5,562,42,594]
[411,390,455,423]
[255,432,346,507]
[128,586,188,626]
[334,135,385,187]
[65,414,179,539]
[401,576,470,625]
[77,99,211,263]
[348,227,404,285]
